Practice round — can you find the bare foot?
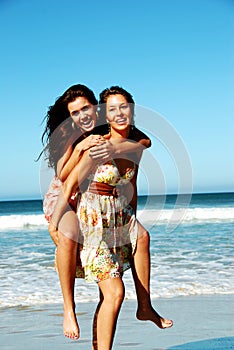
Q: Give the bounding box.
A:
[63,309,80,340]
[136,306,173,329]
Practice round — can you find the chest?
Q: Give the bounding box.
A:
[92,159,135,185]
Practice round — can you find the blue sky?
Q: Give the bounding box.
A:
[0,0,233,200]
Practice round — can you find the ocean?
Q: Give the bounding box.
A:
[0,192,233,308]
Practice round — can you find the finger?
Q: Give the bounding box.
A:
[90,145,107,153]
[92,140,105,146]
[89,150,107,157]
[90,152,110,160]
[91,135,104,142]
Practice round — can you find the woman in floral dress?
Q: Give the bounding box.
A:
[41,84,172,341]
[51,86,173,349]
[77,158,138,283]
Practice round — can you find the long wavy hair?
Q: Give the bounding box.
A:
[40,84,98,169]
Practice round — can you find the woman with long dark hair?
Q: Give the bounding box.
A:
[50,86,173,348]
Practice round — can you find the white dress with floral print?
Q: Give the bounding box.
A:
[77,159,138,283]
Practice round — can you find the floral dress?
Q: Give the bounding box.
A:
[77,159,138,283]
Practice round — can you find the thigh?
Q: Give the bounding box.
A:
[58,209,79,242]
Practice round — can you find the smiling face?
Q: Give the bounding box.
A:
[68,96,97,132]
[106,94,132,136]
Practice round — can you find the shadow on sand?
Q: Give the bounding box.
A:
[168,336,234,350]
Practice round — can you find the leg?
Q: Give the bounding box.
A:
[92,277,125,350]
[131,221,173,329]
[92,289,103,350]
[56,210,80,339]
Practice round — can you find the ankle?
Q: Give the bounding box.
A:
[64,303,76,313]
[137,300,152,310]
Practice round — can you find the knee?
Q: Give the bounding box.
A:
[112,285,125,305]
[138,227,150,245]
[105,284,125,307]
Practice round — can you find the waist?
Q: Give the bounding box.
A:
[88,181,118,197]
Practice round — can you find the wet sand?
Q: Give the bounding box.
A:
[0,295,233,349]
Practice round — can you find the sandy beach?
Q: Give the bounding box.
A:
[0,294,233,349]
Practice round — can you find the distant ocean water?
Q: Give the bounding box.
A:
[0,192,233,308]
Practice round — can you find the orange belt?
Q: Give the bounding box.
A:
[88,181,118,198]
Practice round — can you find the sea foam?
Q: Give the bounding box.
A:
[0,214,48,230]
[0,207,234,231]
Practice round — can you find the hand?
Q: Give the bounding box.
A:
[77,134,105,152]
[48,221,59,246]
[89,140,114,161]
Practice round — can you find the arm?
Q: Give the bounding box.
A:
[57,135,105,181]
[122,149,142,214]
[48,221,59,246]
[48,135,104,243]
[124,176,137,214]
[111,127,151,156]
[56,145,73,178]
[128,163,140,214]
[51,150,96,229]
[131,127,151,148]
[89,127,151,160]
